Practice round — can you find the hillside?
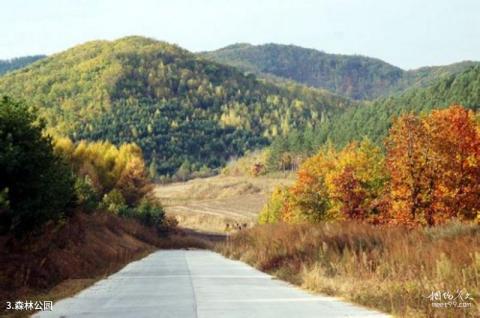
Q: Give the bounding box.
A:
[266,64,480,162]
[0,36,353,176]
[202,43,477,100]
[322,64,480,146]
[0,55,45,75]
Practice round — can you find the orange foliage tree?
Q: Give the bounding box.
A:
[426,106,480,222]
[386,105,480,225]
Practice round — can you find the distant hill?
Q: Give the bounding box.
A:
[202,43,477,100]
[280,64,480,150]
[0,37,352,176]
[263,64,480,171]
[0,55,46,75]
[326,64,480,145]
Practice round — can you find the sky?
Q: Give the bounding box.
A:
[1,0,479,69]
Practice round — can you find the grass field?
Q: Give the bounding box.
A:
[154,175,293,233]
[218,222,480,317]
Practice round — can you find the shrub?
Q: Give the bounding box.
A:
[134,199,166,230]
[222,150,268,177]
[190,165,216,179]
[74,176,99,212]
[258,186,288,224]
[100,189,128,214]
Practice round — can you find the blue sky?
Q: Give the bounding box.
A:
[1,0,478,69]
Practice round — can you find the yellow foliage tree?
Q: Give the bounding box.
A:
[54,138,151,205]
[258,186,289,224]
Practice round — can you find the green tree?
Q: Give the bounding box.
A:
[74,176,99,212]
[0,96,74,234]
[176,160,191,181]
[148,154,159,180]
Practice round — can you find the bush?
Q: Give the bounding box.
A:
[258,186,288,224]
[222,150,267,177]
[100,189,128,214]
[74,176,99,212]
[0,96,74,235]
[134,199,166,230]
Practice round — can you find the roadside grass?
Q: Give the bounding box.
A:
[218,222,480,317]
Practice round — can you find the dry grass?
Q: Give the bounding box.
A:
[218,222,480,317]
[154,175,293,233]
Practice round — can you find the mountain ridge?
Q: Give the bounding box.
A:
[0,55,46,75]
[202,43,478,100]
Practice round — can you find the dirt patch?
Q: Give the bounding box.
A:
[154,175,293,233]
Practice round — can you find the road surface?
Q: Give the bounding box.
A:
[34,250,389,318]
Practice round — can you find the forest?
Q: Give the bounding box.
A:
[265,65,480,167]
[203,43,477,100]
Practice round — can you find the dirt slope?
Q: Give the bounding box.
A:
[0,211,205,316]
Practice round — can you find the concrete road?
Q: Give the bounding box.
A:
[34,250,389,318]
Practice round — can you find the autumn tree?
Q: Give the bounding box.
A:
[333,167,367,220]
[55,138,152,207]
[116,156,152,206]
[262,139,387,224]
[258,186,289,224]
[386,105,480,225]
[385,114,437,225]
[426,106,480,221]
[285,144,336,222]
[329,139,388,222]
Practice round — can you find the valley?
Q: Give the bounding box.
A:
[1,31,479,317]
[154,175,294,233]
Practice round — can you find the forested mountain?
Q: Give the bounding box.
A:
[323,64,480,145]
[0,36,352,176]
[202,43,477,100]
[0,55,45,75]
[266,65,480,167]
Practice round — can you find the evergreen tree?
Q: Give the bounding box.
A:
[0,97,74,234]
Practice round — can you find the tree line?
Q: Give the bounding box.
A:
[260,105,480,226]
